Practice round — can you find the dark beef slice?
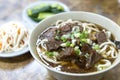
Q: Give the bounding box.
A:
[75,55,86,68]
[57,47,78,61]
[81,43,92,53]
[39,27,57,40]
[96,31,107,44]
[86,50,103,69]
[46,39,62,51]
[59,23,72,35]
[39,27,62,51]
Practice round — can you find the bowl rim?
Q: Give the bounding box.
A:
[29,11,120,76]
[0,47,29,58]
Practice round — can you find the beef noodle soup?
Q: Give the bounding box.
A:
[36,19,120,73]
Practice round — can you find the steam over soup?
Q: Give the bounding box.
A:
[36,19,120,73]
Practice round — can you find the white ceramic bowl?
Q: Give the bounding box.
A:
[0,21,29,57]
[29,11,120,80]
[0,47,29,58]
[23,1,70,29]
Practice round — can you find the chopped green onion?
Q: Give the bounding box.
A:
[93,44,100,50]
[60,43,66,47]
[74,46,79,50]
[71,33,74,39]
[53,51,59,56]
[55,36,60,40]
[74,46,81,55]
[74,32,81,38]
[45,51,59,57]
[60,41,71,47]
[81,39,88,44]
[66,41,71,47]
[45,52,54,57]
[70,43,75,47]
[75,49,81,55]
[80,30,88,39]
[60,36,67,42]
[84,53,90,58]
[56,29,60,34]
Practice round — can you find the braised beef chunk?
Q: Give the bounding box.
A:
[39,27,57,40]
[46,39,62,51]
[59,23,72,35]
[39,27,62,51]
[81,43,92,53]
[86,50,103,69]
[75,55,86,68]
[114,41,120,49]
[96,31,107,44]
[57,47,78,61]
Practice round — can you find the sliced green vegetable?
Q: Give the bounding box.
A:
[30,5,51,16]
[38,12,55,20]
[27,3,65,22]
[30,17,42,22]
[51,4,64,10]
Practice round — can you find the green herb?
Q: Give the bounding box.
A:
[60,36,67,42]
[55,30,60,40]
[71,33,75,39]
[93,44,100,50]
[84,53,90,58]
[70,43,75,47]
[60,43,66,47]
[74,32,81,38]
[66,41,71,47]
[45,51,58,57]
[75,49,81,55]
[45,52,54,57]
[55,36,60,40]
[80,30,88,39]
[74,46,81,55]
[81,39,88,44]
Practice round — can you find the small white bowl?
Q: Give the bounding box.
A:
[0,47,29,58]
[29,11,120,80]
[22,1,70,29]
[0,21,30,58]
